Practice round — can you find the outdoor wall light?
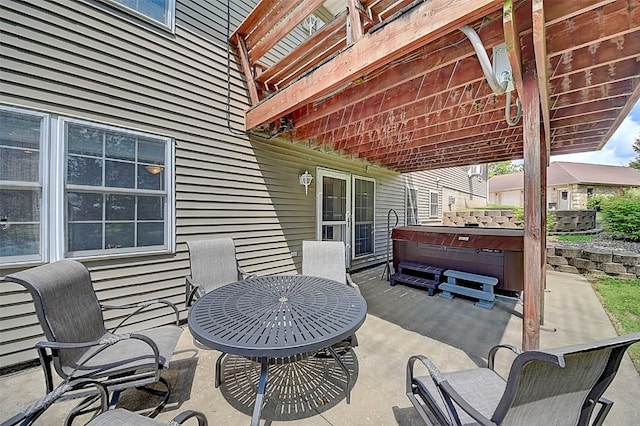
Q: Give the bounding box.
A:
[145,165,163,175]
[299,170,313,195]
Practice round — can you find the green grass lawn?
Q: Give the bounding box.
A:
[591,276,640,371]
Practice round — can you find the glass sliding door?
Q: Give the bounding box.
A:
[353,177,375,257]
[317,168,351,266]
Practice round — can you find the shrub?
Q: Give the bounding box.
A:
[586,194,607,212]
[600,190,640,241]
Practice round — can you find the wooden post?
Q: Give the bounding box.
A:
[522,63,543,351]
[539,131,548,326]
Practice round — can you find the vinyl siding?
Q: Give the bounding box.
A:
[0,0,481,368]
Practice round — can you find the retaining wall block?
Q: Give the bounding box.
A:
[501,222,517,228]
[587,269,608,278]
[582,249,613,263]
[547,255,569,266]
[570,258,595,270]
[546,247,556,257]
[556,265,580,274]
[493,216,508,223]
[601,262,628,275]
[555,247,583,258]
[485,210,500,217]
[612,251,640,266]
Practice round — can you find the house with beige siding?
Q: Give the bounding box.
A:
[0,0,486,369]
[488,162,640,209]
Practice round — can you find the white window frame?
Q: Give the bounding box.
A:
[405,185,419,225]
[105,0,176,31]
[0,105,175,267]
[0,106,50,265]
[352,175,376,259]
[429,190,439,218]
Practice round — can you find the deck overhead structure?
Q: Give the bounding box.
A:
[232,0,640,349]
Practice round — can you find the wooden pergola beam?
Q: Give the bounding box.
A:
[245,0,502,130]
[248,0,327,63]
[502,0,524,100]
[347,0,365,44]
[532,0,551,164]
[234,34,260,105]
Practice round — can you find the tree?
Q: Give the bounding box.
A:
[488,161,522,178]
[629,134,640,170]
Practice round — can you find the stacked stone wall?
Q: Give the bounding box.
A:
[547,246,639,279]
[443,210,522,228]
[551,210,596,232]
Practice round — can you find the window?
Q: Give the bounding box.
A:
[353,177,375,257]
[0,108,47,264]
[429,190,439,218]
[0,106,175,266]
[108,0,175,29]
[406,186,419,225]
[64,118,172,257]
[587,187,594,198]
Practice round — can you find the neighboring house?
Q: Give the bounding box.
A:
[489,162,640,209]
[0,1,485,368]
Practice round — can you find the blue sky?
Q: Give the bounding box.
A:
[550,99,640,166]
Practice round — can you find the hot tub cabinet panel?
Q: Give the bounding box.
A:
[391,226,524,293]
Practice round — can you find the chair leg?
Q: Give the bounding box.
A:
[137,377,172,418]
[591,397,613,426]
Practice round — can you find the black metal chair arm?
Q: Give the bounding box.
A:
[169,409,209,426]
[487,344,522,370]
[102,299,180,330]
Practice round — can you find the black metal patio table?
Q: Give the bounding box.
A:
[188,274,367,426]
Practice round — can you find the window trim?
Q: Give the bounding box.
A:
[0,106,50,265]
[0,105,176,267]
[405,185,419,226]
[352,175,376,259]
[429,190,439,218]
[58,117,175,260]
[103,0,176,32]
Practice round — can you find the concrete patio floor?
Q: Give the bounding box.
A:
[1,267,639,425]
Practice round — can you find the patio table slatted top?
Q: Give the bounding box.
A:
[188,275,367,359]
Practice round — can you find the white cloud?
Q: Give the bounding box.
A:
[550,100,640,166]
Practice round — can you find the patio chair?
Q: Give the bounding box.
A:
[302,240,359,292]
[3,377,207,426]
[302,240,360,355]
[406,332,640,426]
[185,238,254,307]
[185,237,255,387]
[4,260,183,418]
